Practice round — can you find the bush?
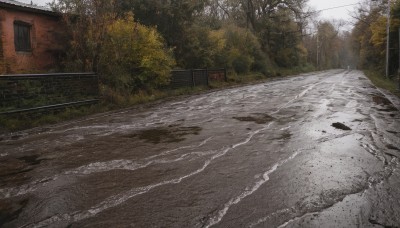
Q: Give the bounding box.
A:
[207,24,266,74]
[173,24,268,75]
[99,14,176,93]
[233,55,253,74]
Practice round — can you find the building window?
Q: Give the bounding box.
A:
[14,21,31,52]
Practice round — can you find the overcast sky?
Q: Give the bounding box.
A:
[24,0,361,21]
[308,0,360,21]
[18,0,49,6]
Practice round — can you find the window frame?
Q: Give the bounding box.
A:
[14,21,32,52]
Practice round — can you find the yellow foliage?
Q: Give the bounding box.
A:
[208,30,226,53]
[370,16,387,48]
[100,13,175,92]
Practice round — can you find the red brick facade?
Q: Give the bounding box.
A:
[0,2,64,74]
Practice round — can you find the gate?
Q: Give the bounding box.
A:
[170,68,226,89]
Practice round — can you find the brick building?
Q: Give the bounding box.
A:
[0,0,64,74]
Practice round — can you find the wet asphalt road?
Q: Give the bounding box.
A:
[1,70,400,228]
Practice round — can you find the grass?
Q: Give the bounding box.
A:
[364,70,400,98]
[0,104,106,133]
[0,86,211,133]
[209,65,315,89]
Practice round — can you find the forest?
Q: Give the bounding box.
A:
[49,0,400,96]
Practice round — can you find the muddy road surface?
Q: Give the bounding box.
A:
[1,70,400,227]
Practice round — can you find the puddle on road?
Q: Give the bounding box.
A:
[129,126,202,144]
[0,155,47,179]
[17,155,46,166]
[273,132,292,140]
[331,122,352,131]
[233,113,274,124]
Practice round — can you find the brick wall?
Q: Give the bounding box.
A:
[0,8,64,74]
[0,19,6,74]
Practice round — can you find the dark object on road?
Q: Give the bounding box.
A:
[129,126,202,144]
[331,122,352,131]
[233,113,274,124]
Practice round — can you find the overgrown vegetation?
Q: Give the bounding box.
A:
[364,71,400,97]
[49,0,316,80]
[0,105,104,132]
[0,85,210,132]
[351,0,400,96]
[99,13,176,93]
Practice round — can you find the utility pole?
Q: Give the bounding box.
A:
[246,0,249,29]
[247,0,251,30]
[317,34,319,70]
[398,28,400,90]
[386,0,391,78]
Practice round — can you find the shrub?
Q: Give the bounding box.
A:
[209,25,266,74]
[99,14,176,93]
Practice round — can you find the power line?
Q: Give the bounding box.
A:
[316,3,359,13]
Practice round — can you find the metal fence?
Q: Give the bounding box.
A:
[0,73,99,114]
[0,69,226,114]
[208,68,227,82]
[170,68,226,89]
[398,74,400,91]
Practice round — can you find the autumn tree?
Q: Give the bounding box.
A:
[99,14,175,93]
[351,0,400,74]
[244,0,311,68]
[351,1,386,71]
[114,0,208,68]
[49,0,117,72]
[50,0,175,95]
[316,21,342,69]
[200,0,312,70]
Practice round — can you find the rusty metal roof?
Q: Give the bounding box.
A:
[0,0,59,16]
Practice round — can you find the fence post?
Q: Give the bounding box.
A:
[191,69,195,87]
[224,68,227,82]
[95,73,100,98]
[398,71,400,91]
[397,27,400,90]
[206,68,209,87]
